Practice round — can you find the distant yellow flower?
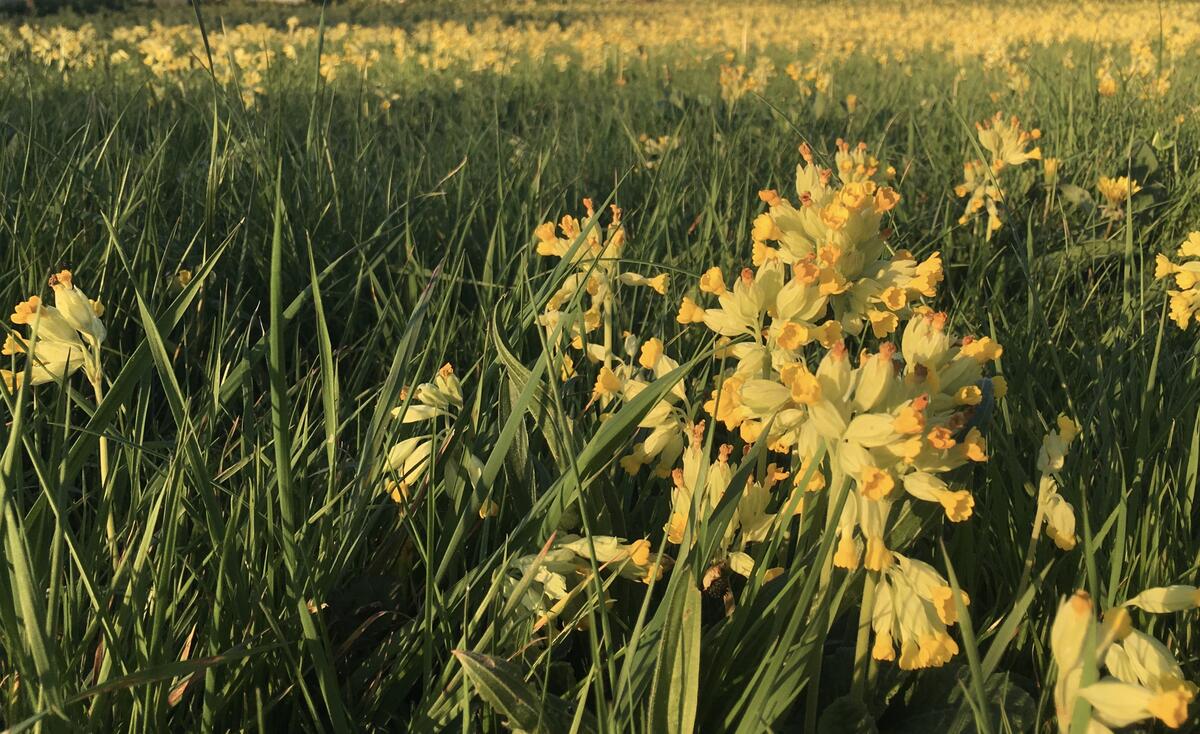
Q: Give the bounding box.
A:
[1098,72,1118,97]
[1097,175,1141,220]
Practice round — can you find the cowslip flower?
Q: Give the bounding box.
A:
[729,142,933,337]
[1153,231,1200,329]
[385,364,482,505]
[1097,175,1141,220]
[1050,590,1198,732]
[725,308,1002,578]
[1123,585,1200,613]
[3,269,106,392]
[870,553,967,669]
[975,112,1041,173]
[504,534,673,631]
[955,159,1003,239]
[955,113,1039,240]
[1033,415,1081,550]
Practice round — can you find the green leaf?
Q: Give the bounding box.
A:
[649,575,702,734]
[817,696,877,734]
[453,650,597,734]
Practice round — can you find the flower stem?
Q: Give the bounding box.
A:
[850,569,879,701]
[803,465,845,734]
[91,350,114,565]
[1014,493,1047,604]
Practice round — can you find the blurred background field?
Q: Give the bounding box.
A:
[1,1,1199,731]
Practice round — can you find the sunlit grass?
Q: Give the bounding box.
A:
[0,1,1198,732]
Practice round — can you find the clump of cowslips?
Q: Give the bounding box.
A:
[690,140,936,339]
[384,363,483,509]
[502,534,670,630]
[3,268,106,393]
[534,199,670,381]
[675,142,1004,669]
[1096,175,1141,221]
[870,553,969,670]
[955,112,1042,240]
[534,199,684,476]
[661,423,810,612]
[711,308,1004,579]
[1154,231,1200,329]
[1050,589,1197,732]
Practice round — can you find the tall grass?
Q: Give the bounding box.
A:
[0,3,1198,731]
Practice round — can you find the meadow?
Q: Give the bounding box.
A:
[1,1,1199,731]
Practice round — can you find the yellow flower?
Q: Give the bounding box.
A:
[1124,585,1200,613]
[958,336,1003,363]
[638,337,664,369]
[1097,175,1141,219]
[676,296,707,324]
[699,266,726,295]
[1098,73,1118,97]
[954,384,983,406]
[619,271,669,294]
[867,309,898,337]
[592,366,623,401]
[48,269,107,345]
[1043,157,1060,186]
[859,466,894,501]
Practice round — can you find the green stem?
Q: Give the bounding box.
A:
[804,465,845,734]
[850,569,878,701]
[1014,484,1048,605]
[91,349,113,566]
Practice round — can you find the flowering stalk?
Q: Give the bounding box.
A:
[851,568,880,700]
[1015,416,1081,602]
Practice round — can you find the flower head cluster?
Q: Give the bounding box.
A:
[1154,231,1200,329]
[690,141,935,339]
[662,423,805,591]
[1051,590,1197,732]
[3,269,106,392]
[870,553,969,670]
[955,113,1041,240]
[1035,415,1081,551]
[385,363,482,507]
[503,534,669,630]
[535,199,669,378]
[534,200,687,478]
[718,57,774,104]
[1097,175,1141,221]
[637,134,681,169]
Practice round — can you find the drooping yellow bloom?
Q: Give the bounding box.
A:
[975,112,1041,173]
[4,271,106,390]
[1049,589,1199,732]
[1154,232,1200,329]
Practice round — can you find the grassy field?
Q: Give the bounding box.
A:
[1,1,1199,731]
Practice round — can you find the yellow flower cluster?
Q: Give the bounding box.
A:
[503,534,670,631]
[1155,232,1200,329]
[1097,175,1142,221]
[3,269,106,392]
[384,363,483,507]
[1034,415,1082,551]
[1052,590,1198,731]
[4,2,1199,109]
[955,112,1041,239]
[534,200,681,476]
